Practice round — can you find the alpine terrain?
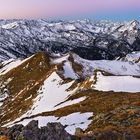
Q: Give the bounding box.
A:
[0,19,140,140]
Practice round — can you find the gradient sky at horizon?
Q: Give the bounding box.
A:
[0,0,140,20]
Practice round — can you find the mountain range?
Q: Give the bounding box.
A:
[0,19,140,140]
[0,19,140,61]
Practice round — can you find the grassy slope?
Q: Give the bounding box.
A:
[0,52,57,125]
[0,52,140,139]
[43,90,140,139]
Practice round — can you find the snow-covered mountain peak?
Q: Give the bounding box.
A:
[129,20,140,29]
[1,21,19,29]
[119,20,140,32]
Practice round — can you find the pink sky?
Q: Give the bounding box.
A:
[0,0,139,19]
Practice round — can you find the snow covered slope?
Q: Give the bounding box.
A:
[73,52,140,77]
[0,52,90,134]
[0,51,140,135]
[94,72,140,93]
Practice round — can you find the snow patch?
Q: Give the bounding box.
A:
[122,51,140,62]
[0,93,9,102]
[8,72,82,124]
[0,55,34,75]
[26,72,76,116]
[94,72,140,93]
[9,112,93,135]
[51,54,69,64]
[0,59,22,75]
[63,61,77,79]
[1,22,19,29]
[55,96,86,109]
[74,53,140,77]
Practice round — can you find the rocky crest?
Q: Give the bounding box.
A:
[0,120,137,140]
[0,121,74,140]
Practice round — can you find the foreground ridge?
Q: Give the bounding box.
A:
[0,51,140,139]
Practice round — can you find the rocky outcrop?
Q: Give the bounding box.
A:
[0,120,137,140]
[0,121,75,140]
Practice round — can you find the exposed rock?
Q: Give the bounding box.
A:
[4,124,23,140]
[39,122,72,140]
[0,121,75,140]
[22,120,40,140]
[75,128,84,137]
[96,131,136,140]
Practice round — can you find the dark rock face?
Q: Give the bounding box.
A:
[22,120,40,140]
[39,123,72,140]
[0,120,137,140]
[4,124,24,140]
[73,47,114,60]
[1,121,74,140]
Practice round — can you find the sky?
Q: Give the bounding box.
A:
[0,0,140,20]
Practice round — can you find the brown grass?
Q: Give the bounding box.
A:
[35,90,140,139]
[0,52,57,125]
[0,136,9,140]
[1,52,140,139]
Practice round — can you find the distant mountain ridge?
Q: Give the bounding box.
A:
[0,19,140,61]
